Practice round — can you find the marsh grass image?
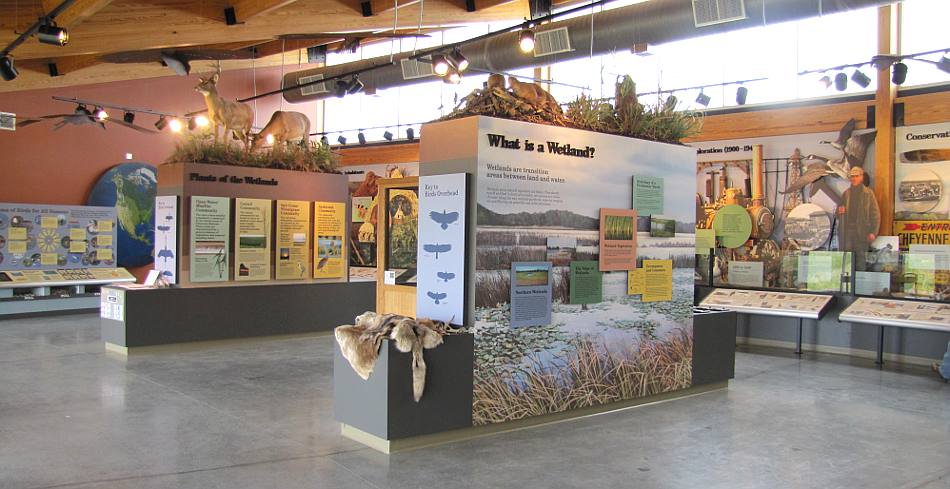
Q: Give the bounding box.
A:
[603,215,634,240]
[515,265,549,286]
[473,329,692,425]
[239,235,266,249]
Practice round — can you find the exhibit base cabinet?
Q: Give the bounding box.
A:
[102,281,374,352]
[340,116,736,452]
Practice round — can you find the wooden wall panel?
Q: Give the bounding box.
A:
[685,99,872,142]
[899,91,950,126]
[339,142,420,166]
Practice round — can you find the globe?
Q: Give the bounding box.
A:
[87,163,157,268]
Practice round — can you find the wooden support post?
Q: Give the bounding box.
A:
[873,4,899,235]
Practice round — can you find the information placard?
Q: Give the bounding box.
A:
[0,203,117,271]
[598,208,638,271]
[276,200,310,280]
[314,201,346,279]
[190,196,230,282]
[631,175,664,216]
[510,261,552,327]
[416,173,467,324]
[570,260,603,304]
[154,196,178,284]
[234,198,271,281]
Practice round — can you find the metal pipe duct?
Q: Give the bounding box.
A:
[282,0,891,103]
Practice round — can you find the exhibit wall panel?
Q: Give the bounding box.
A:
[423,116,696,426]
[158,163,348,287]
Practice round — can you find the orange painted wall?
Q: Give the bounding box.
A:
[0,64,321,279]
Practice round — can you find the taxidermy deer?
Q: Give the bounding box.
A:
[194,63,254,148]
[250,111,311,150]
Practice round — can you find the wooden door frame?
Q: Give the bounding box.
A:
[375,176,419,316]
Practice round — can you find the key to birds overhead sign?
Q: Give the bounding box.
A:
[417,173,467,326]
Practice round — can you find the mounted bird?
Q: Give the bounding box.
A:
[18,105,157,133]
[99,48,256,76]
[782,118,876,195]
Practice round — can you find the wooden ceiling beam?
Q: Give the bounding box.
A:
[41,0,116,28]
[362,0,422,17]
[230,0,302,24]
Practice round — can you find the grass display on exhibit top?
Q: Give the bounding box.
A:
[167,133,339,173]
[441,74,703,145]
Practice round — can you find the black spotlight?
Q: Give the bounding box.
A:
[834,72,848,91]
[37,22,68,46]
[347,77,364,95]
[406,127,415,141]
[188,117,197,131]
[735,86,748,106]
[358,131,367,145]
[518,28,535,53]
[432,54,450,76]
[337,135,347,145]
[383,130,393,141]
[335,80,348,98]
[154,115,168,130]
[123,112,135,124]
[851,69,871,88]
[1,56,18,81]
[938,56,950,75]
[320,135,329,146]
[892,62,908,85]
[695,90,710,107]
[447,49,469,72]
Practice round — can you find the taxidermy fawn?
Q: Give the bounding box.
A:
[194,63,254,149]
[250,111,311,150]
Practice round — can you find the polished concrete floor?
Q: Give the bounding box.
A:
[1,313,948,489]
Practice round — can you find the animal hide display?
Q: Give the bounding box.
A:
[335,312,450,402]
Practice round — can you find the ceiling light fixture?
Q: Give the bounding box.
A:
[445,69,462,84]
[94,107,108,121]
[818,75,832,89]
[337,135,347,145]
[432,54,450,76]
[892,62,908,85]
[735,86,748,106]
[320,135,329,146]
[154,115,168,130]
[448,49,469,72]
[188,117,197,131]
[168,118,183,133]
[695,90,710,107]
[358,131,367,145]
[123,111,135,124]
[834,72,848,91]
[406,127,415,141]
[347,76,364,95]
[1,56,18,81]
[518,28,535,53]
[37,21,68,47]
[383,130,393,141]
[195,115,210,127]
[851,69,871,88]
[335,80,348,98]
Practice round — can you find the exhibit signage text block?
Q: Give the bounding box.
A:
[416,173,467,325]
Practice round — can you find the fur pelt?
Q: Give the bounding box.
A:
[335,312,450,402]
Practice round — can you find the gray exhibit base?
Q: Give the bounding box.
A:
[693,309,737,385]
[334,313,735,453]
[334,334,475,440]
[101,281,375,350]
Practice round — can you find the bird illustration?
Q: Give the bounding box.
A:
[18,105,157,133]
[437,271,455,282]
[157,249,175,261]
[426,291,447,304]
[429,210,459,230]
[317,255,329,270]
[782,118,876,194]
[423,243,451,258]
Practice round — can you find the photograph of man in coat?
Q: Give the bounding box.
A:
[837,166,880,271]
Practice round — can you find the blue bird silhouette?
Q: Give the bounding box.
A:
[429,210,459,230]
[423,243,451,258]
[157,225,170,232]
[427,291,447,304]
[437,271,455,282]
[157,249,175,261]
